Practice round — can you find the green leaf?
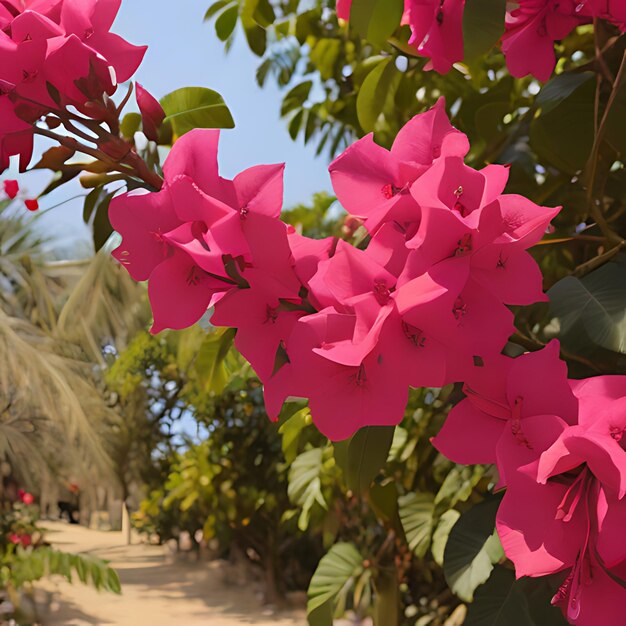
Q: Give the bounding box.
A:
[345,425,395,496]
[288,109,305,140]
[279,407,311,464]
[443,495,504,602]
[91,193,115,252]
[463,0,506,61]
[350,0,404,47]
[356,57,400,132]
[537,72,595,115]
[192,327,237,394]
[373,568,399,626]
[369,480,399,522]
[548,258,626,354]
[431,509,460,567]
[215,4,239,41]
[288,448,328,531]
[435,465,486,510]
[120,112,142,140]
[398,492,435,558]
[281,81,313,116]
[307,542,364,615]
[204,0,234,21]
[160,87,234,140]
[307,600,334,626]
[464,567,532,626]
[530,76,595,174]
[241,0,267,55]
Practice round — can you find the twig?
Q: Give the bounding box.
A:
[584,49,626,245]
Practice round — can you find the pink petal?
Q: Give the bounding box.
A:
[392,97,469,164]
[432,398,503,465]
[162,129,236,204]
[507,340,579,424]
[234,163,285,218]
[109,187,180,281]
[149,251,226,333]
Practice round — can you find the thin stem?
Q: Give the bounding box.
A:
[585,50,626,245]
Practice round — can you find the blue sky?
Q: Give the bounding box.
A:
[11,0,332,249]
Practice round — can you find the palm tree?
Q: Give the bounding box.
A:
[0,196,147,499]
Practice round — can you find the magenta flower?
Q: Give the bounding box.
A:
[0,0,146,172]
[502,0,587,81]
[336,0,351,20]
[495,374,626,624]
[329,98,468,234]
[59,0,147,83]
[432,341,578,471]
[136,83,166,142]
[111,102,558,442]
[405,0,465,74]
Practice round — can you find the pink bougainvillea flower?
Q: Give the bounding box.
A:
[44,33,117,106]
[136,83,166,142]
[3,179,18,199]
[211,269,304,381]
[336,0,351,20]
[502,0,587,81]
[147,249,230,333]
[496,373,626,624]
[60,0,147,82]
[405,0,465,73]
[110,187,181,281]
[329,98,468,234]
[275,309,411,440]
[161,129,235,204]
[433,340,578,469]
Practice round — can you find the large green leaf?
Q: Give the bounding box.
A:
[307,542,364,620]
[350,0,404,47]
[537,72,595,115]
[398,492,435,558]
[443,495,504,602]
[464,567,533,626]
[431,509,460,567]
[530,76,595,174]
[160,87,235,140]
[288,448,328,530]
[548,258,626,354]
[190,327,236,395]
[344,425,395,496]
[463,0,506,60]
[356,57,400,132]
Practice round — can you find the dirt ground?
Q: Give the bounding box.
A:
[37,521,307,626]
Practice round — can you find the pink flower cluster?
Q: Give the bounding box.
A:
[336,0,625,80]
[110,99,558,441]
[434,342,626,624]
[0,0,146,172]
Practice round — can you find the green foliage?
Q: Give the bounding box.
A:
[160,87,235,140]
[549,257,626,355]
[443,495,504,602]
[307,542,364,624]
[2,546,121,595]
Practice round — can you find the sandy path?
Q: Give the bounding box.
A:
[38,521,306,626]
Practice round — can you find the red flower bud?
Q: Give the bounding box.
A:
[3,179,19,199]
[136,83,166,143]
[21,492,34,505]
